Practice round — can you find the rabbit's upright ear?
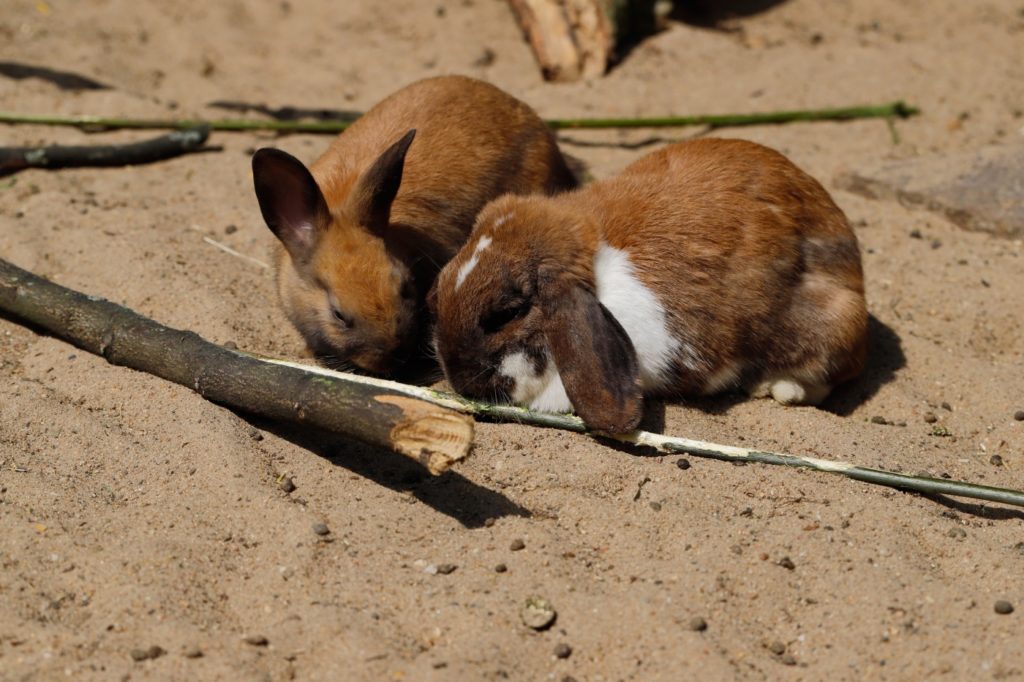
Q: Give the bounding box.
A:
[252,148,330,262]
[349,129,417,233]
[542,284,643,433]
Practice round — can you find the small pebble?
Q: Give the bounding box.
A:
[510,538,526,551]
[279,477,296,493]
[243,634,269,646]
[1014,410,1024,421]
[436,563,457,575]
[676,458,691,470]
[990,455,1004,467]
[183,646,203,659]
[768,641,786,655]
[312,522,330,536]
[688,617,708,632]
[520,596,557,630]
[781,654,798,666]
[649,501,662,512]
[484,517,496,527]
[994,600,1014,615]
[870,415,888,425]
[472,47,497,67]
[947,527,967,539]
[778,556,796,570]
[224,340,238,350]
[941,401,952,411]
[909,229,923,239]
[224,224,238,234]
[923,412,938,424]
[495,563,508,573]
[553,643,573,659]
[130,645,165,661]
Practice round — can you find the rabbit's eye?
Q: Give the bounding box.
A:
[481,298,531,334]
[331,306,353,329]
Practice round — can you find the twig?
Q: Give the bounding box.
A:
[201,236,270,269]
[0,102,919,135]
[0,127,211,175]
[262,358,1024,509]
[0,258,473,475]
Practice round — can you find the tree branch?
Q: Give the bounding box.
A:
[0,258,473,475]
[0,127,211,175]
[262,358,1024,509]
[0,102,919,135]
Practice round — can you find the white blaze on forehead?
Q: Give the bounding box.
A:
[594,243,687,390]
[498,351,572,413]
[454,235,493,291]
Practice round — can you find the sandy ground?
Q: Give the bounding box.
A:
[2,1,1024,680]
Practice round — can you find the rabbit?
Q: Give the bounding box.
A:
[251,75,577,376]
[430,137,868,433]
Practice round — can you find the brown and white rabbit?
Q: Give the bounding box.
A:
[431,138,868,433]
[252,75,576,376]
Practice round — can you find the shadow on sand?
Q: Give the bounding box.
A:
[248,415,530,529]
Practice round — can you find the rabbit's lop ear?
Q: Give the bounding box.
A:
[544,285,643,433]
[350,129,417,233]
[252,148,330,262]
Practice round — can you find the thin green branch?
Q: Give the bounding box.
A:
[265,358,1024,509]
[0,101,918,135]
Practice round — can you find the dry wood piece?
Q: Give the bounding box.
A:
[0,127,210,176]
[507,0,661,81]
[0,258,473,474]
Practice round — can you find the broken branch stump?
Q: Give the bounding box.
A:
[508,0,662,81]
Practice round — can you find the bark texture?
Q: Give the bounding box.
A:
[0,258,473,474]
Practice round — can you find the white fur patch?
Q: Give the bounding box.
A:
[498,351,571,413]
[491,213,514,229]
[752,377,831,406]
[455,235,492,290]
[594,243,684,390]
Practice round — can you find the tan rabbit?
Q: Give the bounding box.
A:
[252,75,576,376]
[431,138,868,432]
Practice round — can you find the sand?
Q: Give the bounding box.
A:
[1,1,1023,679]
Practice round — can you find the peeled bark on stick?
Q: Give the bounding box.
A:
[262,358,1024,509]
[0,258,473,475]
[0,127,210,176]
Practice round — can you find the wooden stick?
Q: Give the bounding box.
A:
[0,127,210,175]
[262,358,1024,509]
[507,1,664,81]
[0,102,919,135]
[0,258,473,475]
[508,0,614,81]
